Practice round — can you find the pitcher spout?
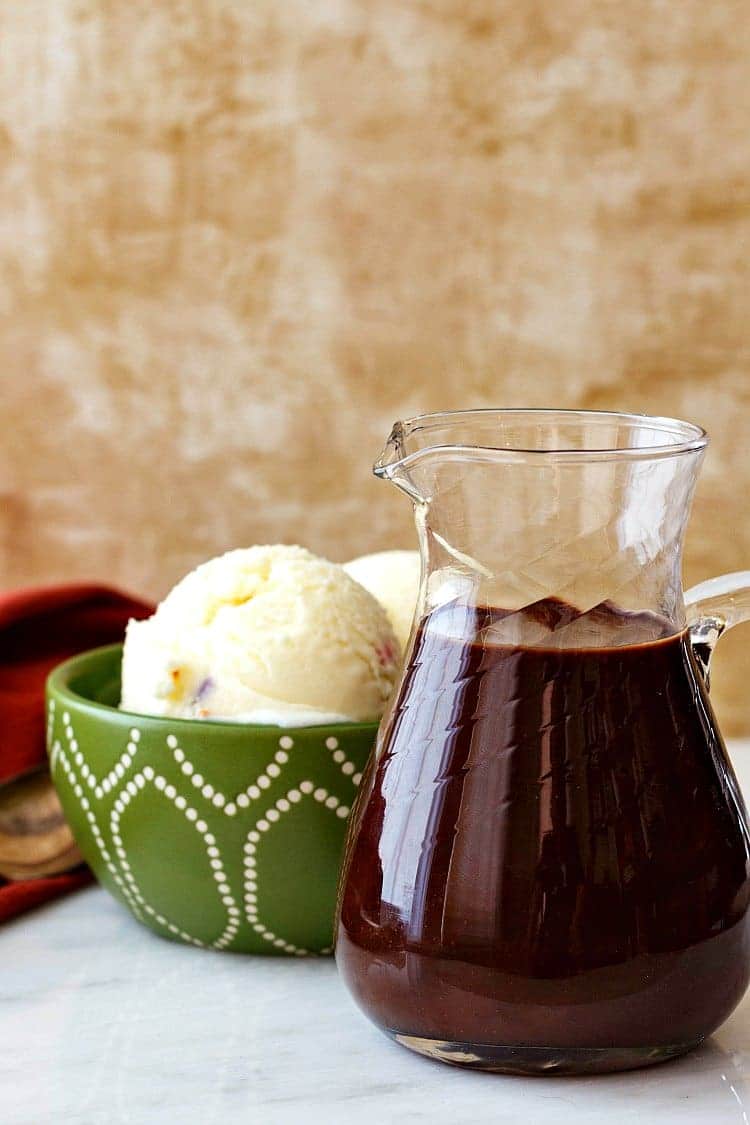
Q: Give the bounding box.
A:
[374,420,407,480]
[374,420,428,503]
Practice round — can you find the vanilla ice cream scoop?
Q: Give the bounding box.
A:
[120,545,400,725]
[344,550,421,651]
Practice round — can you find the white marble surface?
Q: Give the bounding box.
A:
[4,747,750,1125]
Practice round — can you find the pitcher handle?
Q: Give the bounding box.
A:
[684,571,750,687]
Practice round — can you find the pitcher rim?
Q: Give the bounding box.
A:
[375,408,708,473]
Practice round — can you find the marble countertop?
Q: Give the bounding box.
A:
[4,746,750,1125]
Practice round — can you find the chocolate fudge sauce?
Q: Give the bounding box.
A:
[336,599,750,1060]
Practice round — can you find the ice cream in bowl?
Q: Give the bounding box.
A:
[46,545,417,955]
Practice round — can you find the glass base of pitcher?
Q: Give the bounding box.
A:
[388,1031,704,1075]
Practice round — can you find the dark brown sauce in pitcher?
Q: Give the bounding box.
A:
[336,599,750,1073]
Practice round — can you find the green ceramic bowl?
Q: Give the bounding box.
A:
[46,644,376,956]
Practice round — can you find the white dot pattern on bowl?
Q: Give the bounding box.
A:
[109,778,240,951]
[51,715,241,949]
[164,733,361,816]
[49,711,363,956]
[325,735,363,789]
[59,713,143,802]
[50,736,143,925]
[241,780,351,955]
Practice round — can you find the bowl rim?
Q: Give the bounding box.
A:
[46,643,382,734]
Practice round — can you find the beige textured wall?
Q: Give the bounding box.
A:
[2,2,750,729]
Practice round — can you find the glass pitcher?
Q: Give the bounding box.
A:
[336,409,750,1075]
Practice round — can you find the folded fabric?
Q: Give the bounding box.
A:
[0,868,94,925]
[0,584,153,920]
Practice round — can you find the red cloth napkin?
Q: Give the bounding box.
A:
[0,584,153,921]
